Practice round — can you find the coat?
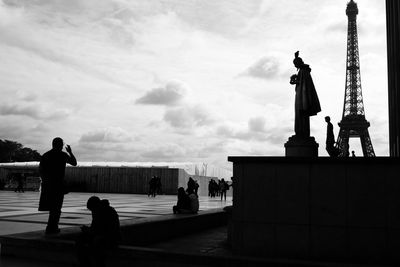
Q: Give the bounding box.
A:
[38,149,74,211]
[295,65,321,117]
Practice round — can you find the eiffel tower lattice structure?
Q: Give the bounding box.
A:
[336,0,375,157]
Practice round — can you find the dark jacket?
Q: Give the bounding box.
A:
[38,149,75,211]
[91,200,121,245]
[295,65,321,117]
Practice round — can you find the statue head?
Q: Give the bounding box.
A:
[293,51,304,69]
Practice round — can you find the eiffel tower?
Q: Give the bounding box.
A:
[336,0,375,157]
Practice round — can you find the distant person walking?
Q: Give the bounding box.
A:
[219,179,229,201]
[14,173,25,193]
[39,137,77,235]
[148,176,157,197]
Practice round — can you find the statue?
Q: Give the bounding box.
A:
[289,51,321,137]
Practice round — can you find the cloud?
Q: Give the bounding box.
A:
[141,144,186,160]
[0,104,41,119]
[242,56,280,80]
[216,117,291,143]
[136,81,187,106]
[16,91,37,102]
[79,127,132,143]
[248,117,266,132]
[163,105,214,129]
[0,103,70,120]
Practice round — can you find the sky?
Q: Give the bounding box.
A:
[0,0,388,172]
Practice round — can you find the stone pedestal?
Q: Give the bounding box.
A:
[284,135,319,157]
[227,156,400,264]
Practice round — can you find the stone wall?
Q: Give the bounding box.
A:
[228,157,400,264]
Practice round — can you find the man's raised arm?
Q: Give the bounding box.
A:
[65,145,77,166]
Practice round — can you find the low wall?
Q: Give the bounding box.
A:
[0,209,228,266]
[65,166,180,195]
[228,156,400,265]
[0,166,217,196]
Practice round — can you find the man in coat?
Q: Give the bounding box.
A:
[290,51,321,137]
[39,137,77,234]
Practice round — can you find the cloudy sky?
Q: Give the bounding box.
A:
[0,0,387,171]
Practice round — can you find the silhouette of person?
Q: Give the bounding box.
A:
[219,179,229,201]
[187,188,199,213]
[14,173,25,193]
[290,51,321,137]
[194,180,199,196]
[173,187,191,214]
[187,177,196,193]
[148,176,156,197]
[352,150,356,157]
[38,137,77,235]
[77,196,120,267]
[325,116,339,157]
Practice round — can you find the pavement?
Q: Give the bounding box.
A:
[0,191,232,266]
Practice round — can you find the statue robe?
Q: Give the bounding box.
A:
[295,64,321,137]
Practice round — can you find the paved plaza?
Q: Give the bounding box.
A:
[0,191,232,266]
[0,191,232,236]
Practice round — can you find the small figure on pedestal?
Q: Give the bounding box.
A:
[285,51,321,157]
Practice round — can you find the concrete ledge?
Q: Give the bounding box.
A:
[0,208,228,265]
[228,156,400,164]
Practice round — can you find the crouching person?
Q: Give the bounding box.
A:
[76,196,121,267]
[173,187,199,214]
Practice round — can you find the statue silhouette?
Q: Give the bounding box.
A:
[290,51,321,137]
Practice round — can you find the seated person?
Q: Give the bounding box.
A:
[188,188,199,213]
[173,187,199,214]
[173,187,191,214]
[76,196,120,267]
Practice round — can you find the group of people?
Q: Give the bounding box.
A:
[147,175,162,197]
[172,177,200,214]
[208,178,231,201]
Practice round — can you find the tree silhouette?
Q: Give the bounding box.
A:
[0,139,41,162]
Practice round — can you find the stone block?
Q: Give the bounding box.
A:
[239,163,276,223]
[276,225,309,259]
[347,164,386,228]
[276,164,309,224]
[347,228,386,263]
[232,221,275,257]
[386,229,400,264]
[310,226,347,261]
[284,135,319,157]
[386,164,400,229]
[310,164,346,226]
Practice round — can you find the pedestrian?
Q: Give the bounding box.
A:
[148,176,158,197]
[14,173,25,193]
[219,179,229,201]
[38,137,77,235]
